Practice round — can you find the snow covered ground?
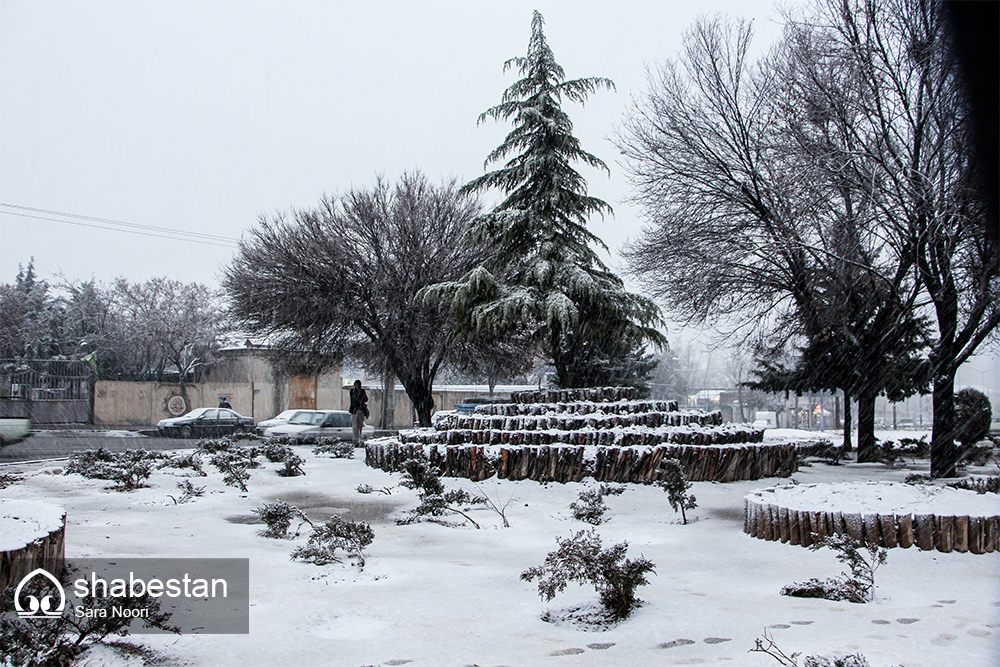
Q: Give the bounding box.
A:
[1,444,998,667]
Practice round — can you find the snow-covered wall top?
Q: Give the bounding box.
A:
[0,499,66,551]
[471,399,681,417]
[438,409,724,432]
[509,386,636,403]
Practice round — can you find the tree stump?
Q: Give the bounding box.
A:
[744,483,998,555]
[0,500,67,590]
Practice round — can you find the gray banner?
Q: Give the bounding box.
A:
[52,558,250,634]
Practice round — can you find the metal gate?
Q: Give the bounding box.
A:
[288,374,317,410]
[0,359,93,423]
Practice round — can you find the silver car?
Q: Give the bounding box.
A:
[263,409,373,442]
[255,409,302,436]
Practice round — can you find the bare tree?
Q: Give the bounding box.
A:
[106,279,224,399]
[617,15,926,462]
[223,172,508,426]
[780,0,998,476]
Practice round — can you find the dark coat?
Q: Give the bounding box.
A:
[349,386,369,418]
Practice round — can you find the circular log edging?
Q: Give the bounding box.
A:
[744,484,999,555]
[365,440,797,483]
[0,499,68,589]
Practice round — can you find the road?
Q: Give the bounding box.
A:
[0,430,197,463]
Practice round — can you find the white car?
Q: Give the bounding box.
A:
[263,409,373,442]
[0,418,31,446]
[255,409,302,436]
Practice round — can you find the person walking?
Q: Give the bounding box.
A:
[349,380,369,443]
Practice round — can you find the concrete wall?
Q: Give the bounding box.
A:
[93,355,343,426]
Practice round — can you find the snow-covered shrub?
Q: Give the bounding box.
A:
[954,388,992,447]
[959,441,995,467]
[276,451,306,477]
[875,437,927,466]
[252,499,312,539]
[796,441,848,465]
[311,437,355,458]
[803,656,870,667]
[256,442,306,476]
[357,483,393,495]
[521,529,655,621]
[157,451,205,475]
[1,578,178,666]
[781,534,887,603]
[65,448,164,491]
[291,516,374,568]
[0,472,23,489]
[569,484,625,525]
[751,630,870,666]
[398,457,444,496]
[208,446,262,492]
[261,442,294,463]
[396,458,486,528]
[168,480,205,504]
[657,458,697,524]
[197,434,262,454]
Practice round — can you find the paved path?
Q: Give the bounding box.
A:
[0,431,195,463]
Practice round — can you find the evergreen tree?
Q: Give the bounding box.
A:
[953,388,992,448]
[557,331,657,397]
[423,11,664,388]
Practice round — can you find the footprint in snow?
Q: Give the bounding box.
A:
[657,639,695,649]
[768,624,790,629]
[896,618,920,625]
[790,621,814,625]
[703,637,731,644]
[549,648,585,656]
[586,643,615,650]
[384,661,413,666]
[871,620,892,625]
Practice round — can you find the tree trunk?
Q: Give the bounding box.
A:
[400,376,435,427]
[930,367,960,478]
[550,320,570,389]
[380,364,395,430]
[856,385,878,463]
[842,392,852,451]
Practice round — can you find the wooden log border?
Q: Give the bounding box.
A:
[366,441,797,483]
[403,425,764,448]
[744,496,999,555]
[0,515,67,590]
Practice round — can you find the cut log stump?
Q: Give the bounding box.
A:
[744,483,999,555]
[1,499,67,590]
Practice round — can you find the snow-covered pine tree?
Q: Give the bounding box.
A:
[422,11,664,388]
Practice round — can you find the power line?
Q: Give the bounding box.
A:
[0,203,241,248]
[1,211,238,248]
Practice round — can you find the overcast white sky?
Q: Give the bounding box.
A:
[0,0,788,290]
[1,0,996,393]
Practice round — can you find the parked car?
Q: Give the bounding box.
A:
[263,409,374,442]
[0,418,31,447]
[454,396,510,415]
[255,409,302,436]
[157,408,254,439]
